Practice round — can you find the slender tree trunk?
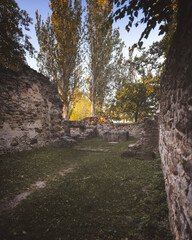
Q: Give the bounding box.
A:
[134,111,138,122]
[62,75,70,120]
[91,86,96,116]
[122,113,125,123]
[63,103,69,120]
[90,59,96,116]
[135,105,139,122]
[90,19,97,117]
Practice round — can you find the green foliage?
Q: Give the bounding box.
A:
[107,76,159,122]
[0,137,171,240]
[94,28,126,113]
[160,6,178,57]
[85,0,125,115]
[105,42,161,122]
[0,0,34,70]
[35,0,82,119]
[35,14,57,81]
[113,0,178,47]
[133,41,166,77]
[69,90,91,120]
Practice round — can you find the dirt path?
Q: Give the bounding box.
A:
[0,168,74,215]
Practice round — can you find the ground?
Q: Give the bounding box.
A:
[0,137,172,240]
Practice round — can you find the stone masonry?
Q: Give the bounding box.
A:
[159,1,192,239]
[64,117,159,152]
[64,118,145,139]
[0,65,64,155]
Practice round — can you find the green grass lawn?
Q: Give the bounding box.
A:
[0,137,172,240]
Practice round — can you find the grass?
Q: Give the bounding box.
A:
[0,137,172,240]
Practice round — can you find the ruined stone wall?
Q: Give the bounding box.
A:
[64,117,159,152]
[159,1,192,239]
[96,121,144,138]
[135,117,159,153]
[65,119,145,138]
[0,66,64,155]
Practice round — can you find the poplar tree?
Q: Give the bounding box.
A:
[35,0,82,119]
[86,0,114,116]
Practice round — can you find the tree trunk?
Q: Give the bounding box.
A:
[159,1,192,239]
[135,107,139,122]
[63,103,69,120]
[91,88,96,116]
[134,112,138,122]
[90,19,97,117]
[90,63,96,116]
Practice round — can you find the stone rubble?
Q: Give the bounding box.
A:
[103,130,129,142]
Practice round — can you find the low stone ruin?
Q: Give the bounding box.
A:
[63,120,98,140]
[63,116,145,141]
[63,117,159,156]
[103,131,129,142]
[130,117,159,152]
[121,118,159,160]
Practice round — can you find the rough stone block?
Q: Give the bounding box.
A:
[103,131,129,142]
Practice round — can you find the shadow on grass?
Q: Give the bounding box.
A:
[0,137,172,240]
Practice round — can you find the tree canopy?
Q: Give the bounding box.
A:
[112,0,177,47]
[86,0,113,116]
[0,0,34,70]
[101,0,178,122]
[105,44,160,122]
[35,0,82,119]
[85,0,126,116]
[69,90,91,120]
[1,0,179,122]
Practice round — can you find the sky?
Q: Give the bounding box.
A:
[15,0,163,71]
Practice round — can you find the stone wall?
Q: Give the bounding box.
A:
[64,118,145,138]
[64,117,159,152]
[79,117,145,138]
[159,1,192,239]
[97,121,145,138]
[139,117,159,152]
[0,65,64,155]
